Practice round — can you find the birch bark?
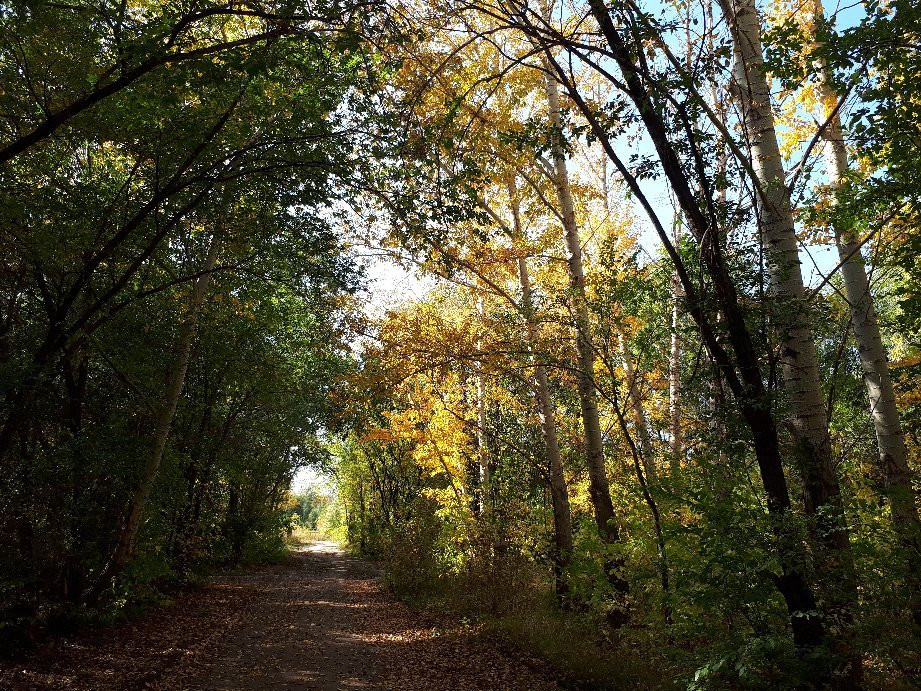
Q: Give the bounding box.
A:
[668,263,683,474]
[542,58,628,603]
[615,328,657,481]
[718,0,859,679]
[102,236,221,585]
[509,181,574,598]
[577,0,828,663]
[719,0,844,521]
[809,0,921,620]
[475,296,490,508]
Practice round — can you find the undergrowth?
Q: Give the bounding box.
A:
[365,528,677,690]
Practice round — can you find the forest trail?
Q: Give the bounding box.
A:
[1,542,559,690]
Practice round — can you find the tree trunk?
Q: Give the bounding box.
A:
[475,296,490,508]
[460,373,483,516]
[559,2,829,673]
[95,236,220,593]
[720,0,859,622]
[669,263,683,474]
[809,0,921,623]
[227,482,244,565]
[509,178,574,602]
[358,480,367,553]
[542,58,629,607]
[614,328,657,481]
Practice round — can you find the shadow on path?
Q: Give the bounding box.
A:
[1,542,559,690]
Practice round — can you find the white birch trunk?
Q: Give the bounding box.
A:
[809,0,921,618]
[614,328,657,481]
[719,0,859,678]
[668,255,683,474]
[811,0,914,511]
[107,236,221,578]
[542,59,624,566]
[720,0,834,485]
[476,296,490,504]
[510,181,574,588]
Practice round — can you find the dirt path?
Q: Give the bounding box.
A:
[1,542,560,690]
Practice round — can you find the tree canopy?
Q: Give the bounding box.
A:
[1,0,920,687]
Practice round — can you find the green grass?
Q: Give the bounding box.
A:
[480,606,677,690]
[377,560,677,689]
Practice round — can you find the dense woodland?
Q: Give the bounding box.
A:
[1,0,919,687]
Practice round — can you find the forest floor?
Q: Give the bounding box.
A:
[0,542,560,690]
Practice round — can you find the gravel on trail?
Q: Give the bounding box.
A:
[0,542,560,690]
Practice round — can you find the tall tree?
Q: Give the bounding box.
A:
[541,56,629,606]
[717,0,859,677]
[523,0,831,670]
[807,0,921,622]
[509,176,574,600]
[96,235,221,594]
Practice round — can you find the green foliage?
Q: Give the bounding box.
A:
[1,0,920,686]
[0,0,392,646]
